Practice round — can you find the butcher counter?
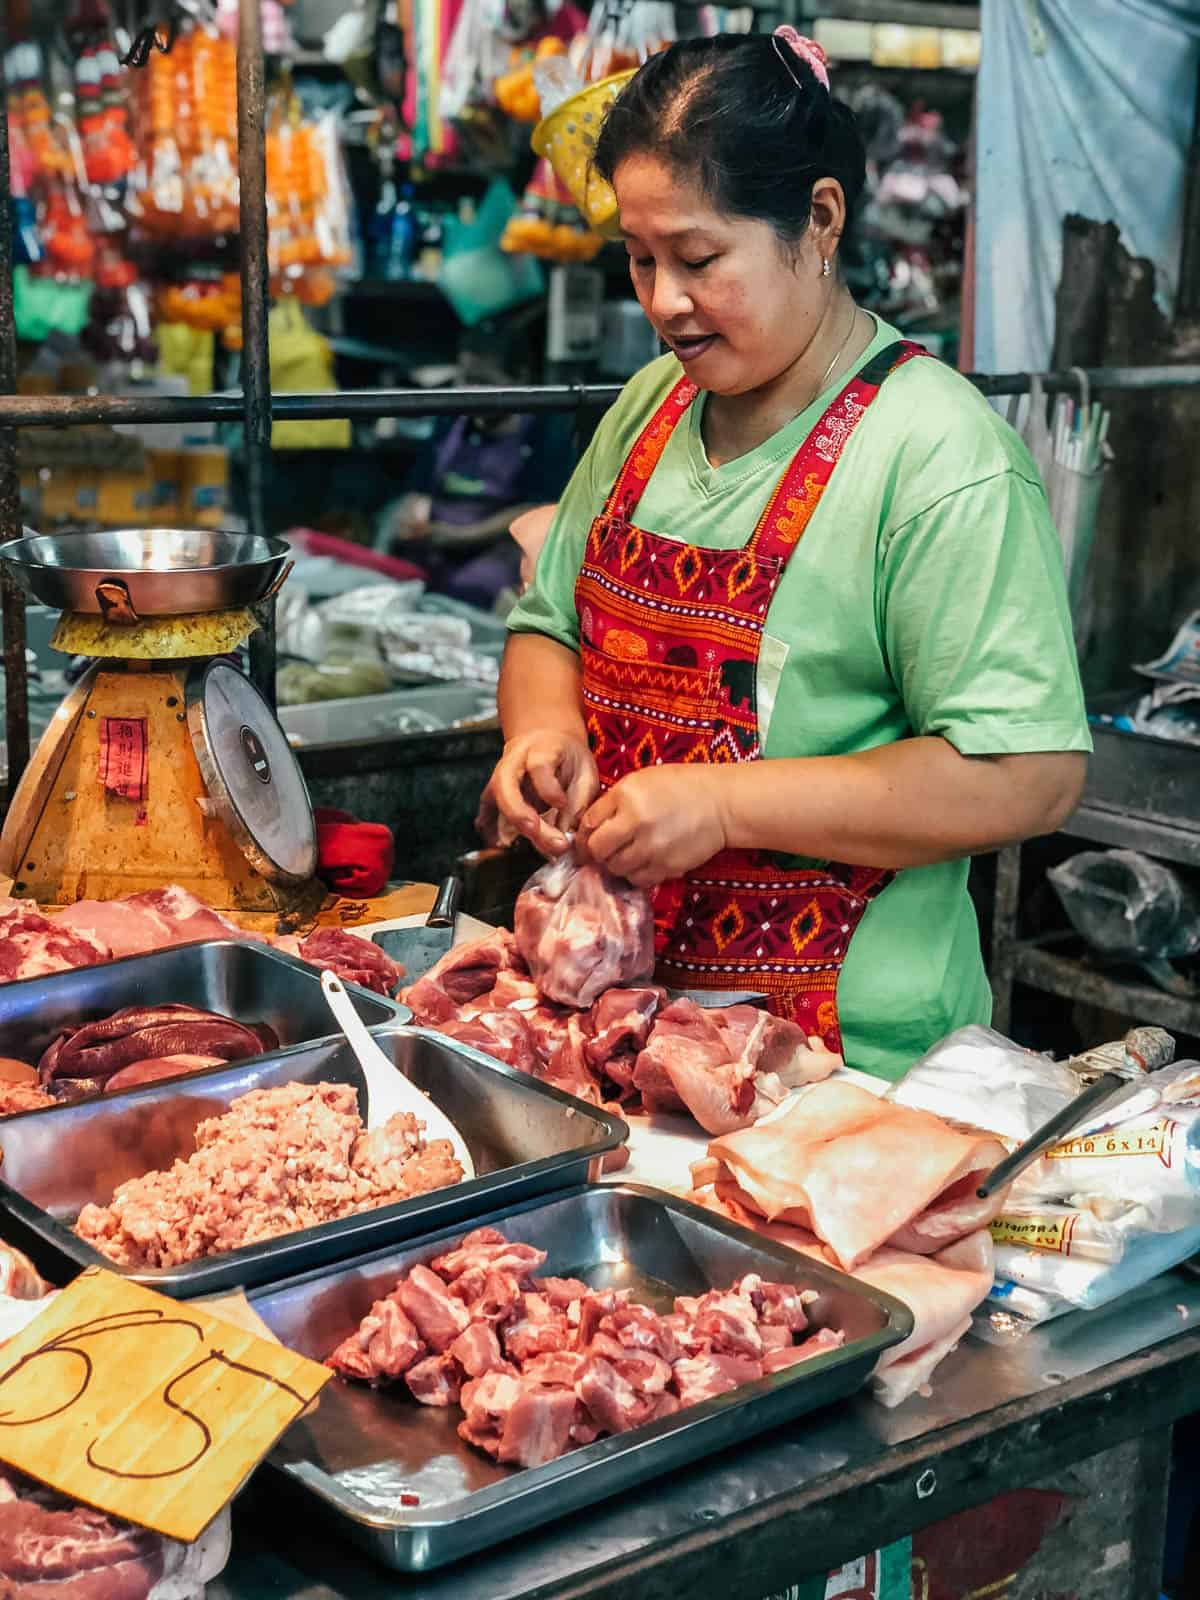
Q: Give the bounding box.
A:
[212,1263,1200,1599]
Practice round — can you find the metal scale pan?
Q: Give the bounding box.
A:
[0,528,291,619]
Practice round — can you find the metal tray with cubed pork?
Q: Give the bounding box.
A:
[0,1025,626,1298]
[249,1184,913,1573]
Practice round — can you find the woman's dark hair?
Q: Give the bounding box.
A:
[593,35,867,243]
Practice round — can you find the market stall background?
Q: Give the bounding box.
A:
[1,1,1200,1596]
[2,0,1200,1056]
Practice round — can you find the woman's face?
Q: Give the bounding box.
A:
[614,153,830,397]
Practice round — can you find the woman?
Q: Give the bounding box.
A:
[489,30,1090,1082]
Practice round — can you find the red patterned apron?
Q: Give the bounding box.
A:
[575,341,925,1053]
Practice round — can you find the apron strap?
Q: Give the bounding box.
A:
[603,376,699,523]
[749,340,928,561]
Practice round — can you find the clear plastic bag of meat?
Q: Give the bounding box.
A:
[514,849,654,1009]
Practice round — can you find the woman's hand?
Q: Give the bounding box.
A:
[579,767,729,886]
[488,730,600,856]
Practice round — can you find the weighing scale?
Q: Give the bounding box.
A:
[0,529,321,917]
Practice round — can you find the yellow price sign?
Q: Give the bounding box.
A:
[0,1266,329,1542]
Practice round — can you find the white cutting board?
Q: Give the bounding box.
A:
[347,911,496,945]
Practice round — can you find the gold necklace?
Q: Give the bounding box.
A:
[704,305,861,465]
[805,305,859,411]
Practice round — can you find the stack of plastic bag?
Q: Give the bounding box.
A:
[890,1027,1200,1334]
[278,582,500,692]
[888,1023,1080,1142]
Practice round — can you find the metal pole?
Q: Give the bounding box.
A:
[3,362,1200,432]
[236,0,276,708]
[796,0,979,26]
[0,17,29,799]
[0,384,623,425]
[1177,56,1200,321]
[989,845,1023,1037]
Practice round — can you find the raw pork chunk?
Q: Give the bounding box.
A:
[401,930,524,1024]
[633,998,838,1134]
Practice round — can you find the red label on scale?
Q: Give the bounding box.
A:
[99,717,149,803]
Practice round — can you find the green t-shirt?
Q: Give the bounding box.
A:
[507,317,1092,1082]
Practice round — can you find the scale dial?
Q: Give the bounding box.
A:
[187,661,317,884]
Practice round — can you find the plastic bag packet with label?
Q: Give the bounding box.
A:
[887,1024,1078,1142]
[989,1202,1132,1264]
[1010,1060,1200,1231]
[992,1220,1200,1311]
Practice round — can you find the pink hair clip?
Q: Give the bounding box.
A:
[772,26,831,92]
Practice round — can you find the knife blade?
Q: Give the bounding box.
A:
[370,874,463,979]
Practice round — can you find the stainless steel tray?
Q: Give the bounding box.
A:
[0,939,403,1086]
[0,1027,626,1299]
[251,1184,912,1572]
[279,686,496,750]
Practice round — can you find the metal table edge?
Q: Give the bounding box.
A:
[509,1321,1200,1600]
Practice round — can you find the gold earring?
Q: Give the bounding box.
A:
[821,258,831,277]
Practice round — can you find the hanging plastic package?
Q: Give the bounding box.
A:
[266,109,355,308]
[12,268,91,341]
[156,323,217,399]
[268,300,351,451]
[7,114,39,266]
[441,0,511,121]
[439,179,545,325]
[1048,848,1200,996]
[502,157,606,262]
[406,0,464,162]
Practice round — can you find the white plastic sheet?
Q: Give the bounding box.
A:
[975,0,1200,373]
[887,1023,1078,1142]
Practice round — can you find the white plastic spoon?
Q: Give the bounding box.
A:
[320,969,476,1179]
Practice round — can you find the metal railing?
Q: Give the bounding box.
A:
[2,0,1199,799]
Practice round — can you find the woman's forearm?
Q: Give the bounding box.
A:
[499,632,586,741]
[718,738,1087,868]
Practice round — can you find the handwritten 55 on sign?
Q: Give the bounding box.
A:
[0,1266,329,1541]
